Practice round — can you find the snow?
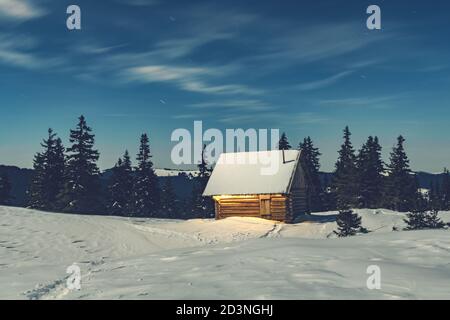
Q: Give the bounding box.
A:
[154,169,198,177]
[203,150,300,196]
[1,206,450,300]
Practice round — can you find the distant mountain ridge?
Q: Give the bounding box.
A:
[0,164,446,208]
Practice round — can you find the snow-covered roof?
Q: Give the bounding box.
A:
[203,150,300,196]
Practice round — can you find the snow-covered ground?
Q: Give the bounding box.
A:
[0,206,449,300]
[154,168,198,177]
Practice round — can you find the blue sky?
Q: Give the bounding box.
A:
[0,0,449,172]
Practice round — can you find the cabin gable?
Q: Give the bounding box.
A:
[285,155,308,222]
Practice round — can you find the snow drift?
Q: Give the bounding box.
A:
[0,206,449,299]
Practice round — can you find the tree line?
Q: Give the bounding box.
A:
[25,115,213,218]
[279,127,450,235]
[1,118,449,229]
[0,174,12,205]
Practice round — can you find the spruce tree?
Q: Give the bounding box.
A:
[298,136,323,212]
[0,174,12,205]
[29,129,65,211]
[160,177,179,218]
[384,136,417,212]
[106,151,133,216]
[132,134,160,217]
[191,145,213,218]
[429,181,441,211]
[50,138,66,209]
[334,207,367,237]
[58,116,102,214]
[441,168,450,210]
[331,126,358,209]
[356,136,384,208]
[425,210,446,229]
[278,132,292,150]
[29,152,46,209]
[404,195,445,230]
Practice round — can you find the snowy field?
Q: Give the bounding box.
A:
[1,206,449,300]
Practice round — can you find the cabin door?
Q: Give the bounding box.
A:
[260,195,271,218]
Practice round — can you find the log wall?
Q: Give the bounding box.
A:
[214,194,289,221]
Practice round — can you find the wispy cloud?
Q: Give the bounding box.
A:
[182,82,261,95]
[318,94,405,108]
[0,0,46,20]
[76,43,128,55]
[246,23,390,71]
[0,33,64,69]
[295,70,354,91]
[153,32,234,59]
[68,4,259,96]
[126,65,209,82]
[172,113,206,120]
[125,64,260,95]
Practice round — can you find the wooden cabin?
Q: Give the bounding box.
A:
[203,150,308,223]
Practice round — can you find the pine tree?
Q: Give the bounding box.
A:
[58,116,102,214]
[132,134,160,217]
[191,145,213,218]
[106,151,134,216]
[429,181,441,211]
[334,208,367,237]
[50,138,66,210]
[298,136,323,212]
[331,126,358,210]
[278,132,292,150]
[384,136,417,212]
[29,129,65,211]
[356,136,384,208]
[160,177,179,218]
[29,152,46,209]
[425,210,446,229]
[404,195,445,230]
[441,168,450,210]
[0,174,12,205]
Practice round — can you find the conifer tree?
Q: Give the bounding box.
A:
[58,116,102,214]
[29,152,46,209]
[441,168,450,211]
[331,126,358,209]
[334,207,367,237]
[425,210,446,229]
[428,181,441,211]
[384,136,417,212]
[132,134,160,217]
[191,145,213,218]
[106,151,133,216]
[356,136,384,208]
[29,129,65,211]
[298,136,323,212]
[278,132,292,150]
[0,174,12,205]
[51,138,66,208]
[160,177,179,218]
[404,195,445,230]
